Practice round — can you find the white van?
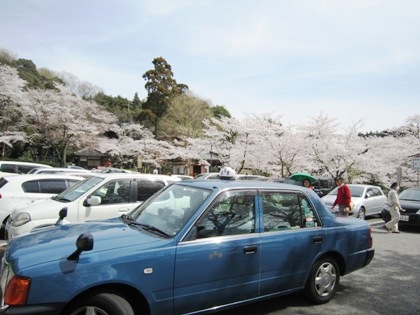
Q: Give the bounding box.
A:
[0,161,52,176]
[5,173,180,239]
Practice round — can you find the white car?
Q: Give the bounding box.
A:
[0,174,83,238]
[0,161,52,177]
[321,184,387,219]
[5,173,180,239]
[28,167,92,174]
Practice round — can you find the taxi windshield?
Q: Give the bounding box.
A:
[129,184,212,237]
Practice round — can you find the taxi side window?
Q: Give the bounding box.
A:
[262,191,319,232]
[196,191,256,238]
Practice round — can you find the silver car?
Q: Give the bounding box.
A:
[322,184,387,219]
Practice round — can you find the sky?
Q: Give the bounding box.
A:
[1,0,419,132]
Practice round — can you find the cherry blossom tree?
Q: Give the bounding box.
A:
[242,113,304,177]
[96,123,176,171]
[298,113,369,181]
[57,71,103,100]
[19,87,118,166]
[0,65,29,156]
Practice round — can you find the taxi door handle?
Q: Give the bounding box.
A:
[313,236,323,244]
[243,245,258,255]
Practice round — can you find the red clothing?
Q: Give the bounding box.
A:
[332,184,351,208]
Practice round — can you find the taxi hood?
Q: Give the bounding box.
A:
[5,218,172,272]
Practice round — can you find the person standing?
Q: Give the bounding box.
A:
[331,177,352,217]
[383,182,404,233]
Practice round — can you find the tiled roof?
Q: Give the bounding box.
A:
[74,147,108,157]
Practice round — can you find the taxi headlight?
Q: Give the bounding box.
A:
[11,213,31,227]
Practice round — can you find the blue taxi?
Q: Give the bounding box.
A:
[0,171,374,314]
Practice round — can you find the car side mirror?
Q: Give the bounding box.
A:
[86,196,101,206]
[55,207,68,226]
[67,233,94,261]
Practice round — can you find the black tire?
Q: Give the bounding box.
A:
[357,207,366,220]
[0,225,5,240]
[304,256,340,304]
[381,209,391,223]
[65,293,134,315]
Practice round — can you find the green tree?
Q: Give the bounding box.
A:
[11,59,62,90]
[94,93,134,123]
[211,105,231,119]
[142,57,188,137]
[160,94,213,139]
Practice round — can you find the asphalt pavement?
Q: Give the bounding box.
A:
[220,218,420,315]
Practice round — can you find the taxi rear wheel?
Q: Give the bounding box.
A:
[304,256,340,304]
[66,292,134,315]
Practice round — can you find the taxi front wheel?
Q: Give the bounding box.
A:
[65,292,134,315]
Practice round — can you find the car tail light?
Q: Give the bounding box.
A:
[369,226,373,248]
[4,275,31,305]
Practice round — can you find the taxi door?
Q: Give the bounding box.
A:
[173,190,260,314]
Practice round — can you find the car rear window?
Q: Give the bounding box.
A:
[0,164,19,173]
[22,179,70,194]
[22,180,40,193]
[39,179,68,194]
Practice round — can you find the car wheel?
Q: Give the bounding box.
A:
[357,207,366,220]
[65,293,134,315]
[304,256,340,304]
[0,224,5,240]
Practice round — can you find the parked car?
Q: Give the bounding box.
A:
[194,172,220,180]
[0,174,84,238]
[194,172,266,180]
[65,165,86,170]
[172,174,194,180]
[322,184,387,219]
[0,179,374,314]
[383,188,420,227]
[5,173,180,239]
[236,174,266,180]
[27,167,91,174]
[0,161,51,176]
[312,176,336,197]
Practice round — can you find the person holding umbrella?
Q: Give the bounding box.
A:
[303,178,314,190]
[331,177,352,216]
[290,173,315,185]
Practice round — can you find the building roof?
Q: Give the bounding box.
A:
[74,147,108,157]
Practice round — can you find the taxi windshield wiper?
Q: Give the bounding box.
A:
[133,222,170,238]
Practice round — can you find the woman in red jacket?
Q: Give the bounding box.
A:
[331,177,352,216]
